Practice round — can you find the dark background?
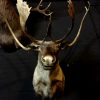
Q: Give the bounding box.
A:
[0,0,100,100]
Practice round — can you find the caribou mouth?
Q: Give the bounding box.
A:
[43,66,55,70]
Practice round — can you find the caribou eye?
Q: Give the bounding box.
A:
[32,46,40,51]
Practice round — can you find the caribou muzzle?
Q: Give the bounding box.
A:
[41,55,56,70]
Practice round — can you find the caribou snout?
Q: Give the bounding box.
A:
[41,55,56,68]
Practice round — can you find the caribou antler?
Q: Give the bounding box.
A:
[5,17,44,50]
[31,0,53,16]
[5,18,31,51]
[3,0,53,51]
[67,1,90,46]
[16,0,32,31]
[56,1,90,47]
[4,0,90,51]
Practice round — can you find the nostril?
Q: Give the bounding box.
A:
[52,56,56,63]
[41,55,56,65]
[42,57,45,62]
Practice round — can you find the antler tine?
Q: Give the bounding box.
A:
[43,2,51,12]
[67,1,90,46]
[32,0,53,16]
[37,0,43,7]
[46,14,52,36]
[5,18,31,51]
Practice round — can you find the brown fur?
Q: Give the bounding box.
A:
[33,41,65,99]
[0,0,23,47]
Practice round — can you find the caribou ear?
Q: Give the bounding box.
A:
[29,40,43,51]
[58,42,67,50]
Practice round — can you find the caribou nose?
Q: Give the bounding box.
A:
[41,55,56,65]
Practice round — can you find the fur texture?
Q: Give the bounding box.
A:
[0,0,23,47]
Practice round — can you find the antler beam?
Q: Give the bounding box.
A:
[5,18,31,51]
[67,1,90,46]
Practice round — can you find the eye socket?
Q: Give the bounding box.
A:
[33,46,40,51]
[52,56,56,63]
[41,56,45,62]
[55,44,61,49]
[41,55,56,62]
[58,43,66,50]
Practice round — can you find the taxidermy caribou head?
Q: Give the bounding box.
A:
[0,0,90,100]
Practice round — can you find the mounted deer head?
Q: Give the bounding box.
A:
[1,0,90,99]
[6,0,90,68]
